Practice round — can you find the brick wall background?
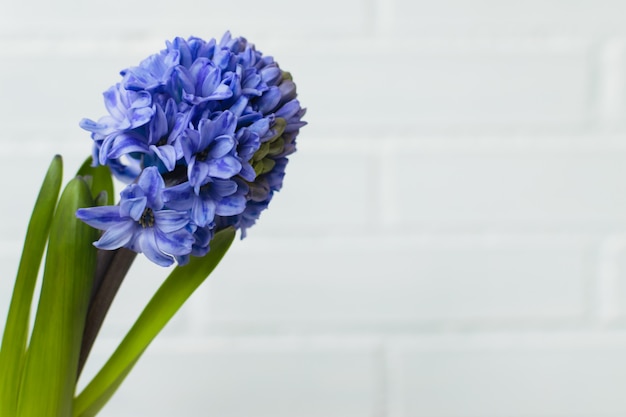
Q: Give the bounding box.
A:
[2,1,626,416]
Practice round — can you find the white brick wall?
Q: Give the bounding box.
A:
[3,1,626,416]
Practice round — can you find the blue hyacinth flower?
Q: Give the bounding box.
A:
[78,33,306,265]
[76,167,194,266]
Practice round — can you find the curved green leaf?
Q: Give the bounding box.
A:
[73,227,236,417]
[75,358,138,417]
[0,155,63,417]
[77,157,115,206]
[16,177,98,417]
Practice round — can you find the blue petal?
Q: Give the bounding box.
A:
[209,135,235,159]
[138,167,165,208]
[136,228,175,267]
[164,98,178,123]
[172,66,196,100]
[197,37,216,60]
[120,182,143,200]
[181,129,200,163]
[213,49,231,70]
[170,37,193,67]
[284,120,307,134]
[219,31,232,48]
[163,182,194,210]
[197,119,218,150]
[248,117,270,137]
[107,132,149,160]
[278,80,297,103]
[79,118,113,135]
[108,157,142,184]
[175,254,190,266]
[188,158,211,192]
[76,206,123,230]
[163,49,180,69]
[229,96,249,117]
[103,86,125,121]
[120,196,147,221]
[192,194,216,227]
[128,106,154,128]
[98,133,117,165]
[204,83,233,101]
[130,90,153,109]
[124,50,179,91]
[207,156,242,179]
[211,179,238,196]
[257,86,281,114]
[260,65,281,85]
[150,144,178,171]
[148,104,168,144]
[154,209,190,233]
[94,220,136,250]
[215,111,236,136]
[193,225,213,248]
[123,67,157,91]
[242,73,262,90]
[200,64,221,97]
[239,163,257,182]
[236,129,260,160]
[275,99,301,120]
[155,228,194,256]
[215,194,247,216]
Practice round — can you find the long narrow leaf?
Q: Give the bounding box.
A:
[73,227,236,417]
[0,155,63,417]
[16,177,98,417]
[75,358,138,417]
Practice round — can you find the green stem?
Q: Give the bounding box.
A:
[77,248,137,379]
[73,227,235,417]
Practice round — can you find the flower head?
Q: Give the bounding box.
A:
[79,32,306,265]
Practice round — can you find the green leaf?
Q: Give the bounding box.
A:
[75,358,138,417]
[94,191,108,207]
[77,157,115,206]
[0,155,63,417]
[73,227,236,417]
[16,177,98,417]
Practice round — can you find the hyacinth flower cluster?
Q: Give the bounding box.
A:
[0,33,305,417]
[76,32,306,266]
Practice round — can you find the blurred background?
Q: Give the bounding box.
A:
[3,0,626,416]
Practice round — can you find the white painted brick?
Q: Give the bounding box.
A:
[0,39,308,132]
[389,333,626,417]
[0,146,95,245]
[394,148,626,233]
[203,236,589,330]
[1,2,626,415]
[0,49,154,133]
[597,40,626,130]
[85,340,379,417]
[0,152,61,243]
[0,0,367,40]
[290,41,590,137]
[0,39,591,139]
[245,147,377,236]
[603,237,626,323]
[395,0,626,37]
[0,250,20,338]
